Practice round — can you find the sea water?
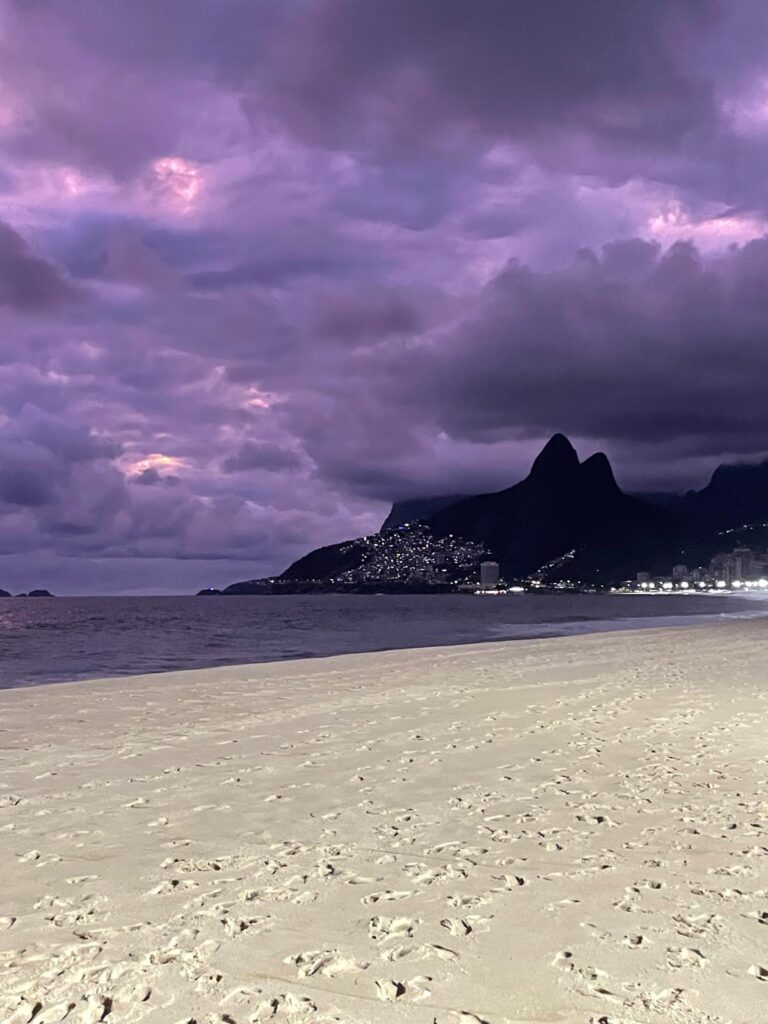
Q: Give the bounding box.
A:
[0,592,765,689]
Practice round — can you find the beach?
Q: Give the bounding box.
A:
[1,620,767,1024]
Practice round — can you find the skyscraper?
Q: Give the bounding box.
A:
[480,561,500,589]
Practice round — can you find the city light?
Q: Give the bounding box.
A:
[627,543,768,595]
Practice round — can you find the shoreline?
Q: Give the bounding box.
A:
[2,599,767,693]
[1,620,767,1022]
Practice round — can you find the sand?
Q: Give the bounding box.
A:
[0,620,767,1024]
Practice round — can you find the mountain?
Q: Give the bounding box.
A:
[426,435,683,583]
[381,494,469,531]
[218,436,768,594]
[635,458,768,529]
[682,458,768,529]
[280,536,372,582]
[0,589,10,598]
[275,435,685,587]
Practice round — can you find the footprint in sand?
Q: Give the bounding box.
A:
[285,949,369,978]
[249,992,317,1021]
[361,890,412,905]
[381,942,459,963]
[552,949,574,971]
[447,893,491,910]
[374,979,406,1002]
[444,914,492,938]
[67,996,112,1023]
[375,975,432,1002]
[667,946,707,970]
[369,915,418,941]
[23,1003,75,1024]
[2,1000,41,1024]
[491,873,526,890]
[146,879,198,895]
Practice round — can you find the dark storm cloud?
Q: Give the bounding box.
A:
[221,441,303,474]
[262,1,715,158]
[132,468,180,487]
[3,0,768,591]
[422,239,768,453]
[0,456,58,507]
[14,408,121,463]
[277,238,768,498]
[313,288,423,345]
[0,220,84,311]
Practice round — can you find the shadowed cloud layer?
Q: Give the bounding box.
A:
[1,0,767,592]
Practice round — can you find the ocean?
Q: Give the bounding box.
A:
[0,591,765,689]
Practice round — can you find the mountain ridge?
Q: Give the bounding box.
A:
[216,436,768,593]
[424,435,681,583]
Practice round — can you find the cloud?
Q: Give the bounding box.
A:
[132,467,180,486]
[1,1,768,591]
[313,287,424,345]
[222,441,303,474]
[422,238,768,455]
[260,1,716,166]
[0,219,85,311]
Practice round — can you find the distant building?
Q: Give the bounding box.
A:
[480,560,500,589]
[733,547,754,580]
[628,542,768,594]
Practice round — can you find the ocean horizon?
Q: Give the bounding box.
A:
[1,591,765,690]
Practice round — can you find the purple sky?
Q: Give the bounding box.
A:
[2,1,768,594]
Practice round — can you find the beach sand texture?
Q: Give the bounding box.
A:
[1,621,767,1024]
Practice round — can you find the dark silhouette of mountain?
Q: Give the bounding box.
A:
[427,435,682,582]
[638,460,768,540]
[635,458,768,532]
[681,458,768,529]
[218,437,768,594]
[280,537,381,582]
[381,494,469,531]
[633,491,685,510]
[5,589,55,597]
[273,435,685,586]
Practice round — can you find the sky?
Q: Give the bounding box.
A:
[2,0,768,594]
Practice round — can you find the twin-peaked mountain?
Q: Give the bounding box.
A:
[278,435,684,587]
[424,434,682,582]
[217,434,768,593]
